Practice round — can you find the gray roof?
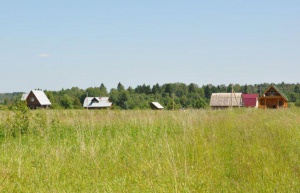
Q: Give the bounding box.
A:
[210,93,242,107]
[21,93,29,101]
[83,97,112,108]
[31,90,51,105]
[151,102,164,109]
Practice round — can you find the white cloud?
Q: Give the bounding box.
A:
[38,53,50,58]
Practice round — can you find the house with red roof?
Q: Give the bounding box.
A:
[242,94,258,108]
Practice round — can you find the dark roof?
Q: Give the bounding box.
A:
[242,94,258,107]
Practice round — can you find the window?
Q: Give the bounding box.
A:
[30,97,35,102]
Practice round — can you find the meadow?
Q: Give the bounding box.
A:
[0,108,300,192]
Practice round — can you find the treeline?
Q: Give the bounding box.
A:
[1,82,300,109]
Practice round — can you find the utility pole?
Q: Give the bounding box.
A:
[87,92,88,110]
[231,84,240,109]
[231,84,233,108]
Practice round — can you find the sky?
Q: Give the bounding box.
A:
[0,1,300,93]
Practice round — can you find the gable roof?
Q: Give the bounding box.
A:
[242,94,258,107]
[258,85,288,101]
[150,102,164,109]
[31,90,51,105]
[210,93,243,107]
[83,97,112,108]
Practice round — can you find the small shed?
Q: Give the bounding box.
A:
[210,93,243,109]
[26,90,51,109]
[258,85,288,109]
[242,94,258,108]
[83,97,112,109]
[150,102,164,110]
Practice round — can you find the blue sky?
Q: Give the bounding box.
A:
[1,1,299,92]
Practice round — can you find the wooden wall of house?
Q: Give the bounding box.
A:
[258,97,288,109]
[26,92,41,109]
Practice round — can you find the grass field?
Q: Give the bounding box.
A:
[1,109,300,192]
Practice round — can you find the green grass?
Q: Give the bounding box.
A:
[1,109,300,192]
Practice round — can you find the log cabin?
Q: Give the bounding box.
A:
[258,85,288,109]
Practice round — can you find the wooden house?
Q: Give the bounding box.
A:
[26,90,51,109]
[258,85,288,109]
[150,102,164,110]
[210,93,243,109]
[83,97,112,109]
[242,94,258,108]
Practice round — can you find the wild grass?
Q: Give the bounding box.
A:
[0,109,300,192]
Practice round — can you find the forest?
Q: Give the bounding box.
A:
[1,82,300,110]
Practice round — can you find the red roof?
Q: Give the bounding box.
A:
[242,94,258,107]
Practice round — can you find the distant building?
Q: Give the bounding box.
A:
[258,85,288,109]
[210,93,243,109]
[150,102,164,110]
[21,93,29,101]
[26,90,51,109]
[242,94,258,108]
[83,97,112,109]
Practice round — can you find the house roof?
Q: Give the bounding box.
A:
[258,85,288,101]
[210,93,243,107]
[21,93,29,101]
[31,90,51,105]
[83,97,112,108]
[150,102,164,109]
[242,94,258,107]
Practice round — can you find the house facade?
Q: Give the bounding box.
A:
[258,85,288,109]
[26,90,51,109]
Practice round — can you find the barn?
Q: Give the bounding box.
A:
[150,102,164,110]
[242,94,258,108]
[258,85,288,109]
[210,93,243,109]
[26,90,51,109]
[83,97,112,109]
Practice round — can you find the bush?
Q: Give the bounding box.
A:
[295,100,300,107]
[6,101,30,137]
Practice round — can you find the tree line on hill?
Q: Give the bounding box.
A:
[1,82,300,110]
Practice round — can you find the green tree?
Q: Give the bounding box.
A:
[117,82,125,92]
[118,91,129,109]
[194,98,208,109]
[60,94,73,109]
[73,98,82,109]
[99,83,108,96]
[204,85,212,99]
[243,84,249,94]
[294,85,300,93]
[152,83,161,94]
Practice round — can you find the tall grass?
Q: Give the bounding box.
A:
[0,109,300,192]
